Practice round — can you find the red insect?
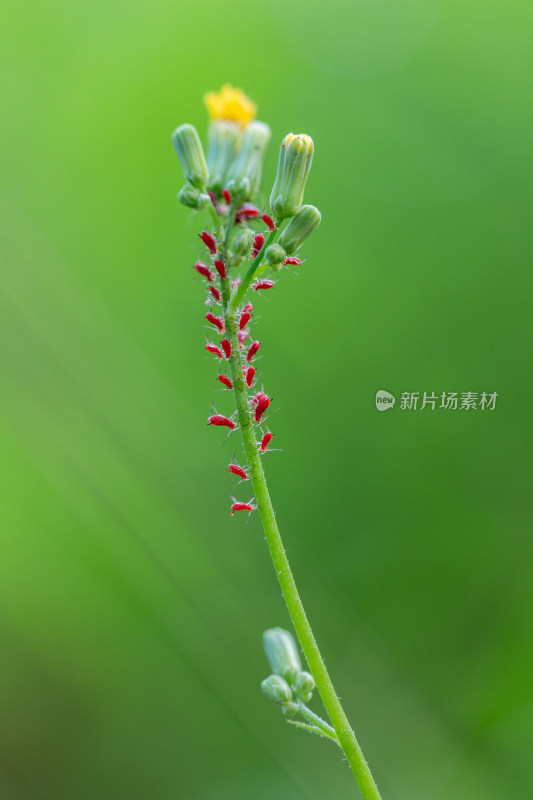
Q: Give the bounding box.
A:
[200,230,217,255]
[252,233,265,258]
[239,310,251,330]
[221,338,232,359]
[208,285,221,302]
[218,374,233,390]
[260,431,273,452]
[205,312,225,333]
[245,366,256,387]
[261,213,276,231]
[231,500,256,515]
[242,303,253,314]
[228,463,248,481]
[283,256,301,266]
[235,203,260,223]
[222,188,231,205]
[206,343,224,358]
[195,261,214,282]
[214,258,227,279]
[253,279,275,291]
[238,329,249,348]
[252,391,271,422]
[246,340,260,362]
[208,414,236,430]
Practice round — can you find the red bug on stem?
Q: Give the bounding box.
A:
[238,329,249,348]
[222,188,231,205]
[253,279,275,291]
[195,261,214,282]
[218,374,233,390]
[206,343,224,358]
[284,257,301,266]
[252,233,265,258]
[228,463,248,481]
[200,231,217,255]
[242,303,253,315]
[205,312,225,333]
[239,310,251,330]
[221,338,232,359]
[208,285,221,302]
[252,391,271,422]
[214,259,227,279]
[235,203,260,223]
[231,497,257,516]
[245,366,256,387]
[261,213,276,231]
[260,431,273,452]
[246,341,260,362]
[208,414,236,430]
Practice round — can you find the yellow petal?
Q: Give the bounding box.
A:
[204,84,257,128]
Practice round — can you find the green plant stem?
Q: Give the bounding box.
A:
[228,228,277,313]
[219,216,381,800]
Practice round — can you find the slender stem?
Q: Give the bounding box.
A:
[216,213,381,799]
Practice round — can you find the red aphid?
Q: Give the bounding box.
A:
[208,414,236,430]
[246,366,256,387]
[214,258,227,279]
[253,279,275,291]
[242,303,253,314]
[252,233,265,258]
[239,310,251,330]
[195,261,214,282]
[200,230,217,255]
[205,312,225,333]
[231,501,255,515]
[284,257,301,266]
[246,340,260,362]
[206,343,224,358]
[260,431,273,452]
[228,464,248,481]
[261,213,276,231]
[208,191,217,207]
[208,285,221,302]
[222,188,231,205]
[238,329,249,348]
[252,391,271,422]
[218,374,233,390]
[235,203,260,223]
[221,338,232,359]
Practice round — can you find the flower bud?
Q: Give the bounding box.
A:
[263,627,302,677]
[270,133,314,220]
[177,185,211,211]
[278,204,321,254]
[205,120,240,193]
[228,228,254,267]
[225,121,271,201]
[282,664,300,685]
[261,674,293,704]
[172,124,209,191]
[264,243,287,268]
[294,670,315,701]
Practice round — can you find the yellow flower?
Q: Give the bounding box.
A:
[204,84,257,128]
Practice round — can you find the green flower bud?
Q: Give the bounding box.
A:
[263,627,302,677]
[261,674,293,704]
[270,133,314,220]
[225,121,271,201]
[282,665,300,685]
[278,204,321,254]
[228,227,254,267]
[264,243,286,267]
[177,185,211,211]
[294,671,315,700]
[206,120,240,193]
[281,701,300,717]
[172,124,209,191]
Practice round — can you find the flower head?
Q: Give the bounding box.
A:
[204,84,257,128]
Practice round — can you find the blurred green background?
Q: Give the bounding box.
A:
[1,1,532,798]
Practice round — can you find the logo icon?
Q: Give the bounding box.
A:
[375,390,396,411]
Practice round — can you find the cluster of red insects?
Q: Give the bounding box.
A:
[193,195,293,517]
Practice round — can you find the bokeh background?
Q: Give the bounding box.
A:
[1,1,532,798]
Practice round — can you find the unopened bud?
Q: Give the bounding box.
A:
[172,124,208,191]
[261,674,293,704]
[228,228,254,267]
[177,185,211,210]
[263,627,302,677]
[294,671,315,701]
[282,665,300,685]
[264,243,286,268]
[270,133,314,220]
[225,121,271,201]
[205,120,240,194]
[278,204,321,254]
